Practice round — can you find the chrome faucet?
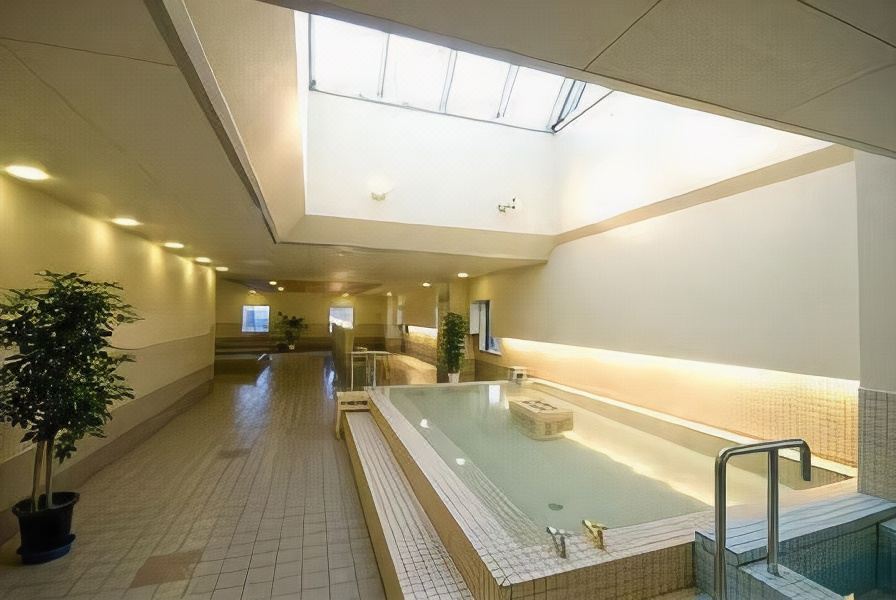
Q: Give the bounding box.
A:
[546,526,568,558]
[582,519,608,550]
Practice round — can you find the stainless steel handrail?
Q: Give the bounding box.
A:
[714,439,812,599]
[349,350,391,389]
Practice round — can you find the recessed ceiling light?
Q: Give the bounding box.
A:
[4,165,50,181]
[419,419,429,429]
[341,292,350,297]
[249,290,257,295]
[269,280,277,286]
[455,458,466,466]
[277,286,285,291]
[215,266,229,272]
[422,282,432,287]
[386,291,393,297]
[111,217,141,227]
[163,241,185,249]
[195,257,212,264]
[457,272,469,278]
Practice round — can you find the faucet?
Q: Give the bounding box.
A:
[582,520,608,550]
[546,526,568,558]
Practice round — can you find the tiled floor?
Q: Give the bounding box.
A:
[0,353,386,600]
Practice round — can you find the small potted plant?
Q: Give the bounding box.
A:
[274,312,307,352]
[0,272,138,564]
[439,312,467,383]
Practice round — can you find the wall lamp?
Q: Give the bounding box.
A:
[498,198,516,213]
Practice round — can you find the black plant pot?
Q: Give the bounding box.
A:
[12,492,79,564]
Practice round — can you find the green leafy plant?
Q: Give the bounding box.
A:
[439,312,467,374]
[0,272,139,512]
[274,312,307,349]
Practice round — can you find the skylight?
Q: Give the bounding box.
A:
[307,15,611,132]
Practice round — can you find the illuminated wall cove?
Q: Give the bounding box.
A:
[477,339,858,466]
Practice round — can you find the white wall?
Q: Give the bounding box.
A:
[470,162,860,379]
[554,92,831,231]
[856,151,896,392]
[302,85,830,236]
[304,92,559,234]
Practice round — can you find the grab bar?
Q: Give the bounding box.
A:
[714,439,811,599]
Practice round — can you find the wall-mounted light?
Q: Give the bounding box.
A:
[368,175,393,201]
[163,241,185,249]
[370,191,388,201]
[497,198,516,213]
[422,282,432,288]
[195,257,212,264]
[4,165,50,181]
[215,266,229,272]
[112,217,141,227]
[457,272,469,279]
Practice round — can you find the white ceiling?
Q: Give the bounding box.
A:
[263,0,896,157]
[0,0,541,289]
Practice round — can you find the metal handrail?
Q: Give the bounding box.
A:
[349,350,391,389]
[714,439,812,599]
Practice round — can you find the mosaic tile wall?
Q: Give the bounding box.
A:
[475,341,859,466]
[859,388,896,500]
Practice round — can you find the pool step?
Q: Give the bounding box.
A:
[344,412,473,600]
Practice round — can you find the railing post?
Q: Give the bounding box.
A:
[714,457,728,600]
[767,449,779,575]
[712,439,811,599]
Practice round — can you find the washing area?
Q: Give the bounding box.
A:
[337,372,893,599]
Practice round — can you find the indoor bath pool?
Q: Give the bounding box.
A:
[382,380,847,531]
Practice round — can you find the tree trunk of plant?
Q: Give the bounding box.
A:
[31,441,45,512]
[44,437,54,509]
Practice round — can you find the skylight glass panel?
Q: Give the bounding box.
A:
[311,17,386,99]
[501,67,565,129]
[381,35,451,111]
[445,52,510,121]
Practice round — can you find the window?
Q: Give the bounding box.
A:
[329,306,354,331]
[306,15,609,132]
[470,300,500,354]
[241,305,270,333]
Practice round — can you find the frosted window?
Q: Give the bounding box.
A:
[311,17,386,98]
[329,306,354,330]
[502,67,565,129]
[446,52,509,121]
[382,35,451,111]
[241,305,270,333]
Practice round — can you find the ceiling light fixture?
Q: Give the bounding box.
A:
[195,257,212,264]
[422,282,432,288]
[386,291,393,297]
[457,272,469,278]
[163,241,185,249]
[4,165,50,181]
[269,280,277,286]
[249,290,257,295]
[215,266,229,272]
[455,458,466,466]
[277,286,285,291]
[341,292,350,297]
[111,217,141,227]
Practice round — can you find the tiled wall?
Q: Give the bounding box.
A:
[475,340,859,466]
[402,328,438,365]
[859,388,896,500]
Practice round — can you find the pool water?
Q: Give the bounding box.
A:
[387,382,797,530]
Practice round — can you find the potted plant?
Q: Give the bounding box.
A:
[274,312,307,352]
[0,272,138,564]
[439,312,467,383]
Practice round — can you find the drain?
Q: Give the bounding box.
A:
[548,503,564,511]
